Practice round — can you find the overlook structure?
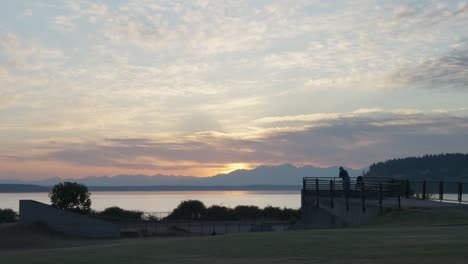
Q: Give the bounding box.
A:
[301,176,468,228]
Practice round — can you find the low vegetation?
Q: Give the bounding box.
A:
[0,209,18,223]
[166,200,300,222]
[95,206,144,220]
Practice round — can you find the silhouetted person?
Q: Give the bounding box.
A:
[356,175,364,191]
[339,167,351,194]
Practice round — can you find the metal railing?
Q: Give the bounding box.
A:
[405,180,468,203]
[303,177,468,213]
[303,177,401,212]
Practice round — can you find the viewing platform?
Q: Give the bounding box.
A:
[300,177,468,228]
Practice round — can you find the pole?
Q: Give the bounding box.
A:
[379,183,383,213]
[330,179,334,209]
[422,180,426,200]
[361,181,366,213]
[397,183,401,209]
[439,181,444,201]
[458,182,463,204]
[405,179,410,198]
[315,178,320,207]
[345,191,349,212]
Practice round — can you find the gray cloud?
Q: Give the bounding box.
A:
[392,43,468,90]
[392,2,468,27]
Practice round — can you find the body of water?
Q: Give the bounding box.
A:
[0,191,301,213]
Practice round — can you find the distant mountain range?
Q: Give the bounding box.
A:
[0,164,363,187]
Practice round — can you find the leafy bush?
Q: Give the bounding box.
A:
[0,209,18,223]
[165,200,300,222]
[98,206,144,220]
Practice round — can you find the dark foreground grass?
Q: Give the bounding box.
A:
[368,207,468,227]
[3,208,468,264]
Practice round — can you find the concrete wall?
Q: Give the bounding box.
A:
[19,200,120,238]
[301,191,381,228]
[301,191,346,228]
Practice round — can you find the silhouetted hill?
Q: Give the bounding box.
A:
[364,153,468,181]
[0,164,362,187]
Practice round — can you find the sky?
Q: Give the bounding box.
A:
[1,0,468,180]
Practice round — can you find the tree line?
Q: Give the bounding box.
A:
[364,153,468,181]
[47,182,300,222]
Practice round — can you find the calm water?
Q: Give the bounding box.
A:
[0,191,301,212]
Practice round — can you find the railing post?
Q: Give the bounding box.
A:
[361,181,366,213]
[422,180,426,200]
[405,179,410,198]
[458,182,463,204]
[397,183,401,209]
[379,183,383,213]
[345,191,349,212]
[329,179,334,209]
[439,181,444,201]
[315,178,320,207]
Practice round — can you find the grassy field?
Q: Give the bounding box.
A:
[2,208,468,264]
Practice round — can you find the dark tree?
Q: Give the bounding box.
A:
[49,182,91,213]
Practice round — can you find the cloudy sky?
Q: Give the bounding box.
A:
[1,0,468,180]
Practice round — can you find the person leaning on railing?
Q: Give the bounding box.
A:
[339,166,351,194]
[356,176,364,192]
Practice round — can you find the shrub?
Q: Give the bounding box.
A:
[98,206,144,220]
[0,209,18,223]
[165,200,300,222]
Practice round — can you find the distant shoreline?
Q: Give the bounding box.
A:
[0,184,301,193]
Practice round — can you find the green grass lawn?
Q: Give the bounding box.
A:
[3,208,468,264]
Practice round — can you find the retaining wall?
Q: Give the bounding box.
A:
[19,200,120,238]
